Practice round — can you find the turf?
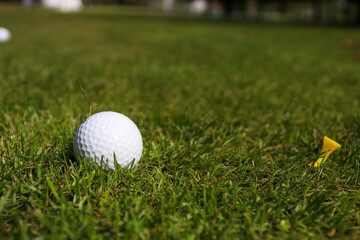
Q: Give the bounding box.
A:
[1,4,360,239]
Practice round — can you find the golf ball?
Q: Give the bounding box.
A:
[0,27,11,43]
[73,111,143,170]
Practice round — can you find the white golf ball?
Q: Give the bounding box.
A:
[73,111,143,170]
[0,27,11,43]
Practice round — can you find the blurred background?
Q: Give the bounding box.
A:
[0,0,359,25]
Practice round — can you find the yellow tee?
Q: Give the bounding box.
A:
[309,136,341,167]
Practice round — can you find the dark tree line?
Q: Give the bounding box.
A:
[213,0,360,24]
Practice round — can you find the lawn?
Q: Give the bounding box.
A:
[1,4,360,239]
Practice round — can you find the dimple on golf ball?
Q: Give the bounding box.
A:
[73,111,143,170]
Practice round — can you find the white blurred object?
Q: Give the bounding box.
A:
[58,0,83,12]
[42,0,60,9]
[162,0,175,11]
[42,0,83,12]
[0,27,11,43]
[189,0,208,14]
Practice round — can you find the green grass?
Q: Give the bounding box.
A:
[1,4,360,239]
